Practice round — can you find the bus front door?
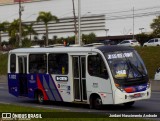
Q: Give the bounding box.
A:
[73,56,87,102]
[18,56,28,96]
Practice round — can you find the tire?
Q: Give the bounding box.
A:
[123,101,135,107]
[93,96,102,110]
[37,92,44,104]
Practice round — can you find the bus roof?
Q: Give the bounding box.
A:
[9,45,134,54]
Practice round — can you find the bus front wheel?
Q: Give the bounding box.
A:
[90,95,102,110]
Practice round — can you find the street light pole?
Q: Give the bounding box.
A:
[72,0,78,44]
[19,0,22,47]
[78,0,81,46]
[133,7,135,40]
[139,28,144,33]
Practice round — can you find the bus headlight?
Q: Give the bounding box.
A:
[115,83,125,92]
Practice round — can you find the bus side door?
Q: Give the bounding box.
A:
[18,56,28,96]
[73,56,87,102]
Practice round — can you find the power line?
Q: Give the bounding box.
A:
[83,5,160,15]
[105,11,160,20]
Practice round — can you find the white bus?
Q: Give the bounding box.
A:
[8,45,151,109]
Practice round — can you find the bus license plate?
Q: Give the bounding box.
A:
[133,93,141,98]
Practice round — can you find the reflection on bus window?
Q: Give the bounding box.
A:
[29,54,47,73]
[112,60,128,78]
[48,53,68,75]
[88,54,108,79]
[106,51,147,79]
[10,54,16,73]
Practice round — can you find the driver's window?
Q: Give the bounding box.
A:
[88,54,108,79]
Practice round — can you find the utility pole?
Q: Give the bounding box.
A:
[133,7,135,40]
[78,0,81,46]
[19,0,22,47]
[139,28,144,33]
[72,0,78,44]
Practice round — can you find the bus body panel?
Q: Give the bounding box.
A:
[51,75,72,102]
[86,75,114,104]
[27,74,64,101]
[8,73,19,97]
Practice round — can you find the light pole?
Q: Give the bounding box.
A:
[78,0,81,46]
[105,29,109,40]
[19,0,24,47]
[72,0,78,44]
[132,7,135,40]
[139,28,144,33]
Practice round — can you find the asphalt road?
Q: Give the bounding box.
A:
[0,82,160,114]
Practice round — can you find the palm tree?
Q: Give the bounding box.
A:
[36,11,59,46]
[0,21,9,45]
[8,19,27,47]
[25,22,37,41]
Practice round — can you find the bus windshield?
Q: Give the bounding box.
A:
[105,50,147,79]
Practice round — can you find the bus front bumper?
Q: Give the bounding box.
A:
[114,88,151,104]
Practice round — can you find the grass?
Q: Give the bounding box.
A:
[0,53,8,75]
[0,104,153,121]
[1,46,160,79]
[135,46,160,79]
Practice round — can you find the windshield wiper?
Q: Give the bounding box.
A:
[126,60,145,78]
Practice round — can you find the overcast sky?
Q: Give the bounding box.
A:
[0,0,160,36]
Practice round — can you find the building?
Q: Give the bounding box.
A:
[0,0,160,42]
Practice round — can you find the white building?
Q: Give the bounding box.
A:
[0,0,160,41]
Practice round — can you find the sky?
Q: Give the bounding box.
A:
[0,0,160,36]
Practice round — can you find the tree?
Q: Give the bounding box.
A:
[8,19,27,47]
[0,21,9,46]
[25,22,37,41]
[36,11,59,46]
[150,16,160,37]
[136,33,150,46]
[8,19,20,47]
[82,32,96,44]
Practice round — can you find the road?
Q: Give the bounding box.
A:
[0,82,160,114]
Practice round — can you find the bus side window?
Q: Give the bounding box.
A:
[48,53,68,75]
[10,54,16,73]
[88,54,108,79]
[29,54,47,74]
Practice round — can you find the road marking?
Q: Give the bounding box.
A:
[152,91,160,94]
[35,105,70,111]
[0,102,10,105]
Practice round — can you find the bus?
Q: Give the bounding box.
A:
[8,45,151,109]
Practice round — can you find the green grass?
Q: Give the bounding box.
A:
[1,47,160,79]
[0,104,153,121]
[0,53,8,75]
[135,46,160,79]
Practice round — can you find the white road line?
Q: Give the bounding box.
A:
[35,105,70,111]
[0,102,11,105]
[152,91,160,94]
[0,86,4,89]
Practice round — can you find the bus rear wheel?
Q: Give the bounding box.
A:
[37,92,44,104]
[123,101,135,107]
